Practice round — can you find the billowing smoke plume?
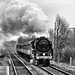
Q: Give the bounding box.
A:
[0,0,50,36]
[0,0,51,47]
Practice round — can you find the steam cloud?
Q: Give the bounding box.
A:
[0,0,50,35]
[0,0,51,47]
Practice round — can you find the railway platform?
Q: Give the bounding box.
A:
[0,66,9,75]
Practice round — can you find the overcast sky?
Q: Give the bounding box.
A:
[28,0,75,28]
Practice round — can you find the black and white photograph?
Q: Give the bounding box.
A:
[0,0,75,75]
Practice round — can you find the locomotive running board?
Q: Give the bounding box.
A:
[36,56,52,59]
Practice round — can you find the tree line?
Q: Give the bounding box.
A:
[49,15,75,63]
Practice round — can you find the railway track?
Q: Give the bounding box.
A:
[8,51,17,75]
[50,65,73,75]
[8,50,34,75]
[8,50,73,75]
[12,53,53,75]
[8,50,53,75]
[17,54,70,75]
[37,66,72,75]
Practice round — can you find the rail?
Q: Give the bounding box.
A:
[8,50,34,75]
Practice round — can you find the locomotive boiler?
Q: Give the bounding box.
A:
[16,36,53,66]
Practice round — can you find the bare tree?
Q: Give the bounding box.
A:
[54,15,71,62]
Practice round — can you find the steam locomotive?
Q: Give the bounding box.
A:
[16,36,53,66]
